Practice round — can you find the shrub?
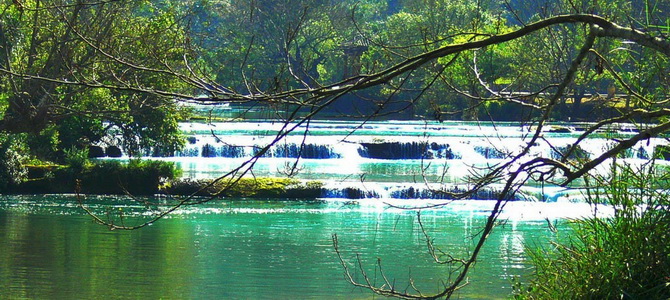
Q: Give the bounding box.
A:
[26,125,60,161]
[79,159,181,195]
[63,146,91,172]
[0,134,28,192]
[515,162,670,299]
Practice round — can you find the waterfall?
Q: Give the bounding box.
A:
[170,122,667,163]
[357,142,459,159]
[176,141,341,158]
[257,143,341,159]
[318,182,534,201]
[116,121,670,204]
[473,145,507,159]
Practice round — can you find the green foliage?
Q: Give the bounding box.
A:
[116,96,187,157]
[0,0,663,134]
[515,163,670,299]
[127,159,182,182]
[653,144,670,160]
[56,116,105,151]
[13,158,180,195]
[63,147,91,172]
[25,126,60,161]
[0,133,27,191]
[0,1,189,158]
[78,159,181,195]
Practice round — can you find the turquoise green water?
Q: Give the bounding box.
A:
[0,195,574,299]
[6,120,636,299]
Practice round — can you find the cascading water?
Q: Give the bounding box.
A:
[111,120,668,202]
[319,181,533,201]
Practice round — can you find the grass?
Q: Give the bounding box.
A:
[514,162,670,299]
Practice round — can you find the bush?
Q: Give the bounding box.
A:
[515,162,670,299]
[79,159,181,195]
[63,146,91,172]
[26,125,60,161]
[0,134,28,192]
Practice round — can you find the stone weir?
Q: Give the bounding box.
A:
[358,142,460,159]
[162,178,533,201]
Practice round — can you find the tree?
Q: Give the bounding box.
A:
[0,0,191,158]
[0,0,669,298]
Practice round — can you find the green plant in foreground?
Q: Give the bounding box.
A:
[515,162,670,299]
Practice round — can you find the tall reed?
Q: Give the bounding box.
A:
[515,161,670,299]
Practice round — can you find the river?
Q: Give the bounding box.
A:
[0,119,654,299]
[1,195,611,299]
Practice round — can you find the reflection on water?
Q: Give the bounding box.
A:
[0,196,585,299]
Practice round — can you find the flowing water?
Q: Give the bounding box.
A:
[170,120,659,201]
[0,120,659,299]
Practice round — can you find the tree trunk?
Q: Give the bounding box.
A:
[571,88,585,121]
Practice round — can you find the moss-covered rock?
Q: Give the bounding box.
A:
[162,177,323,199]
[88,146,106,158]
[285,180,323,198]
[105,146,123,157]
